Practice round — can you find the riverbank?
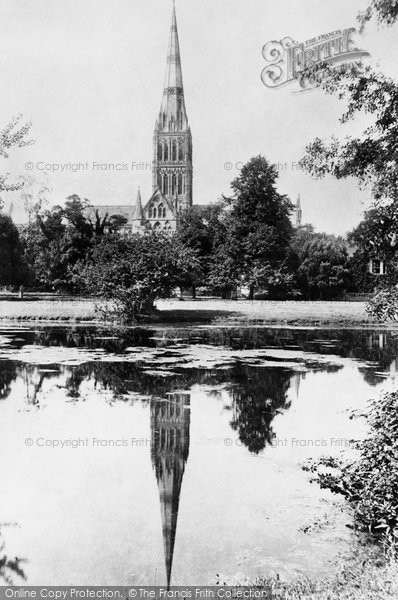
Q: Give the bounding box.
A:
[246,558,398,599]
[0,298,385,326]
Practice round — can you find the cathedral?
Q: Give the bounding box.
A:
[88,1,192,234]
[86,1,302,235]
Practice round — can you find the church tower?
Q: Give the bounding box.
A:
[295,195,302,228]
[152,1,193,213]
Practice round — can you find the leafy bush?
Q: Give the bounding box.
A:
[73,232,200,323]
[310,391,398,546]
[367,288,398,321]
[289,228,352,300]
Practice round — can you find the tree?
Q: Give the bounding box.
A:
[108,214,128,233]
[73,232,201,323]
[21,210,67,290]
[358,0,398,31]
[299,0,398,201]
[0,214,30,287]
[21,194,111,291]
[177,203,225,296]
[0,115,32,206]
[61,194,109,237]
[290,229,352,299]
[211,156,293,299]
[300,64,398,203]
[298,2,398,316]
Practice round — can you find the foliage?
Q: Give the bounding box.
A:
[367,287,398,321]
[348,205,398,292]
[209,156,293,298]
[229,364,291,453]
[289,228,352,299]
[0,115,33,205]
[176,204,224,291]
[348,252,378,294]
[358,0,398,31]
[298,1,398,316]
[254,265,299,300]
[300,64,398,202]
[20,176,52,221]
[21,213,67,290]
[310,390,398,547]
[207,248,241,297]
[0,214,30,287]
[222,559,398,600]
[298,4,398,199]
[20,194,112,291]
[73,232,200,322]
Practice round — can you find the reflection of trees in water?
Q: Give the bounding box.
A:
[21,365,58,406]
[10,357,292,454]
[29,327,158,353]
[7,326,398,388]
[63,362,236,400]
[358,367,385,387]
[60,362,296,456]
[228,363,292,454]
[0,529,26,585]
[0,362,18,400]
[64,368,85,399]
[3,333,366,459]
[0,554,26,585]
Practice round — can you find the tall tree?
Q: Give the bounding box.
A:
[0,214,30,287]
[212,156,293,299]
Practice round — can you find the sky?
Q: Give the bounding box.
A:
[1,0,397,234]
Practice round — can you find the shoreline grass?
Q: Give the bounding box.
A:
[247,558,398,599]
[0,298,392,327]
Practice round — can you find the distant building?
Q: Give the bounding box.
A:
[294,195,302,228]
[88,2,192,234]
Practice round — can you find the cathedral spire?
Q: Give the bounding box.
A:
[157,0,188,132]
[164,0,183,91]
[153,0,193,211]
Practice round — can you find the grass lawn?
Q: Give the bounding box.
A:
[0,298,380,326]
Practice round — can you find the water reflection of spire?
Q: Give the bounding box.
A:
[150,393,190,588]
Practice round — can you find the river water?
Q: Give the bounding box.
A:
[0,325,396,586]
